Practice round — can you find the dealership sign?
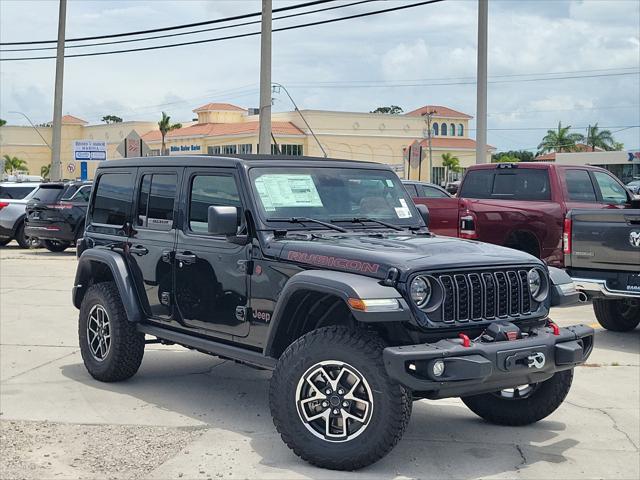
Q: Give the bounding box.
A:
[72,140,107,161]
[628,151,640,162]
[170,144,201,153]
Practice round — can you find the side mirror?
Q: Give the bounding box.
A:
[415,204,430,228]
[208,206,239,236]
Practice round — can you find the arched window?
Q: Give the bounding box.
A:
[450,124,455,136]
[457,123,464,136]
[441,123,447,136]
[433,123,439,136]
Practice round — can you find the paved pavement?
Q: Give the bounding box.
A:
[1,243,638,479]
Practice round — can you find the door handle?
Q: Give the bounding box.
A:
[129,245,149,256]
[175,251,197,265]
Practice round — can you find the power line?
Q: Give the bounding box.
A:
[1,0,380,53]
[0,0,338,46]
[0,0,445,62]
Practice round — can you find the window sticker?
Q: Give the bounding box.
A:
[254,174,324,211]
[386,179,394,187]
[395,206,412,219]
[399,198,408,208]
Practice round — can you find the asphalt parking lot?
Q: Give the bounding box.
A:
[1,243,638,480]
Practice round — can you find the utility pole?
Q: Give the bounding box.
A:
[423,110,436,182]
[475,0,488,164]
[258,0,272,155]
[50,0,67,181]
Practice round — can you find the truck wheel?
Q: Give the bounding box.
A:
[78,282,145,382]
[269,326,411,471]
[43,239,70,252]
[593,298,640,332]
[14,222,30,249]
[461,369,573,426]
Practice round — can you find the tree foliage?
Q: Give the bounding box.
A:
[0,119,6,127]
[585,123,616,151]
[158,112,182,155]
[3,154,28,174]
[491,150,533,162]
[370,105,403,114]
[101,115,123,124]
[41,163,51,180]
[537,122,584,155]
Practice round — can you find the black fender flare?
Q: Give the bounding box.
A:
[263,270,412,357]
[72,248,144,322]
[548,266,580,307]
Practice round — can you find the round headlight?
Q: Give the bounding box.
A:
[528,268,543,299]
[410,276,431,307]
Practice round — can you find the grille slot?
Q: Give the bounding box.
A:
[434,268,534,323]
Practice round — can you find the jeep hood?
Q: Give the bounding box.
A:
[266,232,542,281]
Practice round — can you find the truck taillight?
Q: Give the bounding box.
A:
[459,212,478,239]
[563,217,572,254]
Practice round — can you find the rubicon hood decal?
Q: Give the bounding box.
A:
[287,250,380,274]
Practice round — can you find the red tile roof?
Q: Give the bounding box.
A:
[193,102,246,113]
[405,105,473,119]
[61,114,88,125]
[142,121,304,142]
[417,137,495,150]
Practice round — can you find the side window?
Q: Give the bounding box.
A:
[404,184,418,197]
[420,185,449,198]
[565,170,597,202]
[593,172,628,205]
[91,173,134,226]
[136,174,177,230]
[72,186,92,202]
[189,174,242,234]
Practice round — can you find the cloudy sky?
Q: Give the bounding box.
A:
[1,0,639,153]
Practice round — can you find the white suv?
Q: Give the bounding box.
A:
[0,182,41,247]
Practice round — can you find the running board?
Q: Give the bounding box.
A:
[138,324,276,370]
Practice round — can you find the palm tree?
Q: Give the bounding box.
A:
[0,119,6,127]
[2,154,28,175]
[158,112,182,155]
[41,163,51,180]
[537,122,584,155]
[585,123,615,151]
[441,152,461,183]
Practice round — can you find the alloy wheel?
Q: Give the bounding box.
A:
[87,304,111,362]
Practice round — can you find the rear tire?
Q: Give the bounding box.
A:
[43,239,70,252]
[79,282,145,382]
[269,326,411,471]
[14,222,30,249]
[593,298,640,332]
[461,369,573,426]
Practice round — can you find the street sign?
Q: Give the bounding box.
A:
[116,130,151,158]
[66,163,76,174]
[72,140,107,161]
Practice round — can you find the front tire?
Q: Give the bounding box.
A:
[269,326,411,471]
[79,282,145,382]
[43,239,70,252]
[593,298,640,332]
[461,369,573,426]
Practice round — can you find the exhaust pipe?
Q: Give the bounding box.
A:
[578,292,588,302]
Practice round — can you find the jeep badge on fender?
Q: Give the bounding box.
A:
[72,154,594,470]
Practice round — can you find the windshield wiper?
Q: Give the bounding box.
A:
[331,217,404,231]
[266,217,347,233]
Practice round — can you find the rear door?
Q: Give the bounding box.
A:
[128,167,182,321]
[412,184,459,237]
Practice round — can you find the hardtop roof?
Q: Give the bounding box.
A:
[98,154,386,170]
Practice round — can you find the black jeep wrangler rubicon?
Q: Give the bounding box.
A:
[73,155,593,470]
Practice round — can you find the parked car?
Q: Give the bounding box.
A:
[413,163,634,267]
[403,180,458,237]
[626,180,640,195]
[445,180,460,195]
[25,181,92,252]
[72,155,591,470]
[565,208,640,331]
[0,181,41,247]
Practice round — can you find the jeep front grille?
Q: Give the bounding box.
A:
[436,269,534,323]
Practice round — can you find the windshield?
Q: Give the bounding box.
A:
[249,167,421,228]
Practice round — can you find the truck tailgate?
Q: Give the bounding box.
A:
[567,209,640,271]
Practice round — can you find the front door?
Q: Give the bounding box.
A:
[128,167,181,320]
[174,168,250,337]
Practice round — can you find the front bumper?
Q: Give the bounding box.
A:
[383,323,594,398]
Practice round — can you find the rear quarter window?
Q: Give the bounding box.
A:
[91,173,134,226]
[460,168,551,201]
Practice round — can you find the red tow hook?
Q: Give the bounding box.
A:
[458,333,471,347]
[548,321,560,336]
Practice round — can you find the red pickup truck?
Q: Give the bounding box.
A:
[407,162,635,267]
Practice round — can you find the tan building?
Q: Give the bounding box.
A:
[0,103,493,183]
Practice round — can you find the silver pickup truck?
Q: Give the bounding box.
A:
[565,209,640,331]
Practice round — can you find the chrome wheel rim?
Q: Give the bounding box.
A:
[295,360,373,443]
[495,384,536,400]
[87,305,111,362]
